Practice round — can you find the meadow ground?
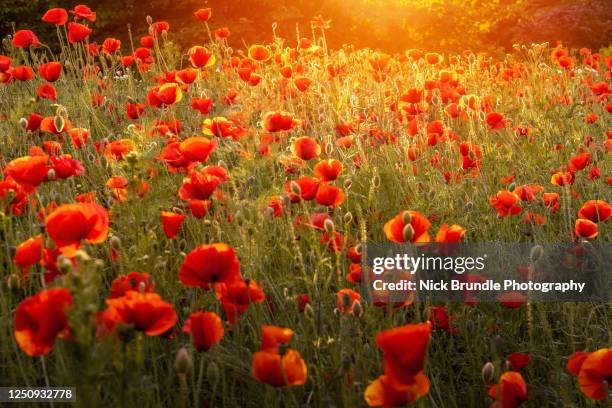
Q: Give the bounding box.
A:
[0,5,611,408]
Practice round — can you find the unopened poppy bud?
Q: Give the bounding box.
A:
[19,117,28,129]
[207,361,219,385]
[481,362,495,385]
[343,212,353,224]
[58,255,73,273]
[352,300,363,317]
[290,181,301,196]
[402,224,414,242]
[47,168,56,180]
[529,245,544,263]
[463,201,474,212]
[7,274,20,290]
[174,347,193,376]
[333,307,340,317]
[53,115,65,132]
[402,211,412,225]
[343,178,352,189]
[372,175,380,187]
[283,287,290,299]
[217,160,227,168]
[110,235,121,249]
[304,303,315,320]
[125,151,140,165]
[138,281,146,293]
[324,219,335,235]
[161,30,168,41]
[146,15,153,25]
[203,219,212,226]
[341,354,352,370]
[325,142,333,155]
[74,249,91,263]
[508,182,516,192]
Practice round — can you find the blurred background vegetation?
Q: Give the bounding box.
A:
[1,0,611,53]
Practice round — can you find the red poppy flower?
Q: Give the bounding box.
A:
[149,21,170,35]
[179,243,241,289]
[161,211,185,239]
[214,27,230,39]
[102,38,121,54]
[575,218,598,239]
[70,5,96,22]
[37,83,56,100]
[336,288,362,314]
[435,224,465,243]
[486,112,507,131]
[291,137,321,160]
[13,30,39,48]
[487,371,528,408]
[550,170,574,186]
[497,291,526,308]
[489,191,522,217]
[578,200,611,223]
[13,234,43,273]
[315,184,345,208]
[285,176,320,202]
[67,22,92,44]
[179,137,216,164]
[45,203,109,255]
[577,348,611,400]
[5,155,49,190]
[216,278,265,324]
[314,159,343,181]
[252,325,307,387]
[383,210,431,243]
[429,306,457,334]
[567,351,590,376]
[507,353,531,370]
[188,46,215,68]
[42,8,68,26]
[11,66,36,81]
[103,139,135,160]
[109,272,155,298]
[183,311,224,352]
[194,8,212,21]
[14,288,72,356]
[263,111,300,133]
[294,76,313,92]
[248,45,271,62]
[364,372,430,407]
[179,168,222,202]
[105,291,177,336]
[191,97,213,115]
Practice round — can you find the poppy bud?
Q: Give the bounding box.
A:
[341,354,352,370]
[290,181,301,196]
[146,16,153,25]
[47,168,56,180]
[463,201,474,212]
[207,360,219,385]
[343,212,353,224]
[372,175,380,188]
[352,300,363,317]
[54,115,65,132]
[324,219,335,235]
[7,273,20,290]
[343,178,352,189]
[110,235,121,249]
[402,224,414,242]
[217,160,227,168]
[161,31,168,41]
[174,347,192,376]
[529,245,544,263]
[75,249,91,264]
[508,182,516,192]
[304,303,315,320]
[481,362,495,385]
[283,287,290,299]
[58,255,73,273]
[333,307,340,318]
[19,117,28,129]
[354,244,362,254]
[325,142,333,155]
[402,211,412,225]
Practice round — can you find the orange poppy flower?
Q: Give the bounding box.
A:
[487,371,528,408]
[183,311,224,352]
[313,159,343,182]
[577,348,612,400]
[161,211,185,239]
[260,325,294,350]
[425,52,442,65]
[103,139,135,160]
[67,22,92,44]
[179,136,216,163]
[42,8,68,26]
[179,243,241,289]
[194,8,212,21]
[105,291,177,336]
[435,224,465,243]
[263,111,301,133]
[364,372,430,407]
[45,203,109,255]
[294,76,312,92]
[383,210,431,243]
[291,136,321,160]
[578,200,611,223]
[68,128,90,148]
[5,155,49,190]
[109,272,155,298]
[566,351,590,376]
[14,288,72,356]
[550,170,575,186]
[315,184,345,208]
[248,45,271,62]
[216,278,265,324]
[574,218,598,239]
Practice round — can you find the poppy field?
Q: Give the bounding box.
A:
[1,4,611,408]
